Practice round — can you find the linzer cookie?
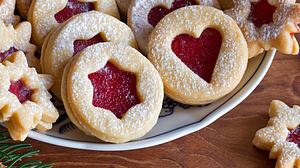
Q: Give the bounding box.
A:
[225,0,300,58]
[253,100,300,168]
[0,52,59,141]
[148,6,248,105]
[0,0,19,25]
[28,0,120,47]
[41,11,137,99]
[0,20,40,72]
[128,0,220,54]
[61,43,164,143]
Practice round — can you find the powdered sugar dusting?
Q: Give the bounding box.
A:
[128,0,221,54]
[148,6,248,104]
[225,0,294,42]
[63,43,164,143]
[253,100,300,167]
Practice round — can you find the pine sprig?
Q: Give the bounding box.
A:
[0,130,53,168]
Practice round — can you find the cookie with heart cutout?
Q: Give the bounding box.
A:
[61,43,164,143]
[148,6,248,105]
[16,0,32,19]
[225,0,300,58]
[253,100,300,168]
[0,51,59,141]
[28,0,120,47]
[41,11,137,100]
[0,0,20,25]
[128,0,221,54]
[0,20,40,72]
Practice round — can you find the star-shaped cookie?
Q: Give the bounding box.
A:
[253,100,300,168]
[0,51,59,141]
[0,20,40,72]
[225,0,300,58]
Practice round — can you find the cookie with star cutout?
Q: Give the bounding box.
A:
[0,0,20,25]
[225,0,300,58]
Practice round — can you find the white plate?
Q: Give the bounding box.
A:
[28,50,275,151]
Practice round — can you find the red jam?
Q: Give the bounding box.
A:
[0,47,18,62]
[54,0,95,23]
[171,28,222,83]
[148,0,197,27]
[9,80,33,104]
[88,62,141,119]
[73,34,104,56]
[248,0,277,28]
[287,125,300,148]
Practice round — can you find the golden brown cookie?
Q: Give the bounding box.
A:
[253,100,300,168]
[61,43,164,143]
[41,11,137,99]
[0,52,59,141]
[28,0,120,47]
[0,20,40,72]
[225,0,300,58]
[128,0,221,54]
[148,6,248,105]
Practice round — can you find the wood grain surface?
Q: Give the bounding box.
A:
[26,20,300,168]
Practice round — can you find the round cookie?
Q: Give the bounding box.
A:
[128,0,220,54]
[148,6,248,105]
[28,0,120,47]
[225,0,300,58]
[61,43,164,143]
[41,11,137,99]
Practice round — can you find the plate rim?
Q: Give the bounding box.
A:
[28,49,275,151]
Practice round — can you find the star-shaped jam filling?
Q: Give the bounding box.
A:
[248,0,277,28]
[88,62,141,119]
[9,79,33,104]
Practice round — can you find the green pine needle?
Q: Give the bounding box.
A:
[0,130,53,168]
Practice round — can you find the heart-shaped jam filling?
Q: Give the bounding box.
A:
[88,62,141,119]
[287,125,300,148]
[9,80,33,104]
[0,47,18,62]
[248,0,277,28]
[148,0,197,27]
[73,34,104,56]
[171,28,222,83]
[54,0,95,23]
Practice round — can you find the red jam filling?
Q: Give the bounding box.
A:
[9,80,33,104]
[287,125,300,148]
[73,34,104,56]
[0,47,18,62]
[248,0,277,28]
[148,0,197,27]
[54,0,95,23]
[171,28,222,83]
[88,62,141,119]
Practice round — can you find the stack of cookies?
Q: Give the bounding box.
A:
[0,0,299,144]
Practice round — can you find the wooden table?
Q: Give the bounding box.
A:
[26,34,300,168]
